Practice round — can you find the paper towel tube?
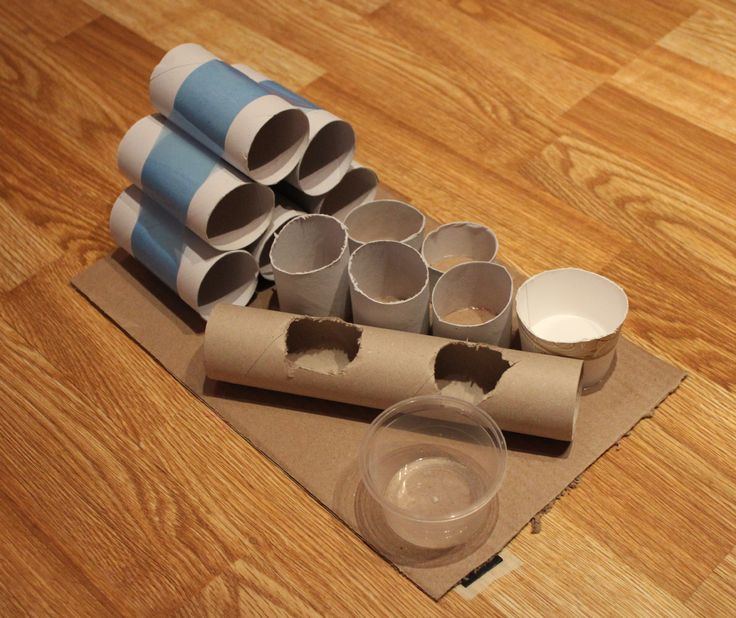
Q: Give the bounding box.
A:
[270,214,350,318]
[344,199,425,252]
[109,187,258,318]
[431,261,513,347]
[150,43,309,185]
[422,221,498,291]
[204,305,584,441]
[118,115,273,250]
[348,240,430,334]
[233,64,355,196]
[276,163,378,221]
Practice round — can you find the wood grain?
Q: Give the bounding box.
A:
[0,0,734,615]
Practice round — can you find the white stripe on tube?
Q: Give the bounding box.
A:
[344,199,425,253]
[277,162,378,221]
[233,64,356,196]
[118,115,274,250]
[248,200,304,281]
[431,262,513,347]
[348,240,430,333]
[149,43,310,185]
[109,186,259,319]
[269,214,350,318]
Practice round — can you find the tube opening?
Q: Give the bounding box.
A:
[286,317,361,373]
[206,184,273,249]
[349,241,427,303]
[197,252,257,309]
[298,120,356,196]
[270,215,347,275]
[321,167,378,221]
[248,109,308,184]
[434,342,510,405]
[345,200,425,244]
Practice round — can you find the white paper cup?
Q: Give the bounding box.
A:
[276,163,378,221]
[348,240,430,333]
[109,186,259,319]
[344,200,425,253]
[270,214,350,318]
[150,44,310,185]
[422,222,498,291]
[118,114,274,250]
[431,262,513,347]
[515,268,629,388]
[248,202,304,281]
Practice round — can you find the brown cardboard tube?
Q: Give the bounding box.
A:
[204,305,584,441]
[344,199,425,252]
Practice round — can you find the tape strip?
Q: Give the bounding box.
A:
[130,194,185,291]
[140,124,218,222]
[259,79,319,110]
[171,59,267,156]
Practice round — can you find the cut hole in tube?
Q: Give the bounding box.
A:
[297,120,356,196]
[434,342,511,405]
[197,251,258,311]
[286,317,362,373]
[205,183,273,249]
[248,109,309,183]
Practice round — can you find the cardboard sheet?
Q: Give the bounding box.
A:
[72,250,684,599]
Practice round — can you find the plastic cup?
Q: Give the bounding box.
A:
[359,395,507,549]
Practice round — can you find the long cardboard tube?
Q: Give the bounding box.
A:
[204,305,584,441]
[431,262,513,347]
[233,64,356,196]
[118,115,274,250]
[277,163,379,221]
[348,240,430,333]
[109,186,258,319]
[344,199,425,252]
[270,214,350,318]
[149,43,309,185]
[422,221,498,291]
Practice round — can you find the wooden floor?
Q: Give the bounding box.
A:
[1,0,735,615]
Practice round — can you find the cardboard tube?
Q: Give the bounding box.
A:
[344,199,425,252]
[204,305,583,441]
[270,214,350,318]
[422,221,498,290]
[109,186,259,319]
[150,44,309,185]
[248,200,305,281]
[516,268,629,388]
[348,241,430,334]
[233,64,356,196]
[118,115,274,250]
[277,163,379,221]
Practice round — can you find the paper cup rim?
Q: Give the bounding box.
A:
[269,214,348,276]
[431,261,513,327]
[344,199,426,245]
[348,240,429,305]
[516,267,629,345]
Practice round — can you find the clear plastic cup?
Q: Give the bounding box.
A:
[359,395,507,549]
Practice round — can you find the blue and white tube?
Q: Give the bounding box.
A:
[109,186,259,319]
[234,64,356,196]
[149,44,310,185]
[118,115,274,250]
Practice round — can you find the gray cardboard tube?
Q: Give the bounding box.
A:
[344,199,425,252]
[204,305,584,441]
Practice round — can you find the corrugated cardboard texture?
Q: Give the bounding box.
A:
[72,251,684,599]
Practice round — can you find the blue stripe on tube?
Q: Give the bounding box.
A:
[171,59,267,156]
[259,80,319,110]
[140,124,219,222]
[130,194,186,291]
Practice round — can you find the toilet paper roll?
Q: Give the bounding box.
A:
[204,305,584,441]
[150,43,309,185]
[118,115,274,250]
[234,64,356,196]
[270,214,350,318]
[344,199,425,252]
[109,186,258,319]
[248,200,305,281]
[431,262,513,347]
[348,240,430,333]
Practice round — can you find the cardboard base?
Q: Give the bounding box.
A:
[72,251,684,599]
